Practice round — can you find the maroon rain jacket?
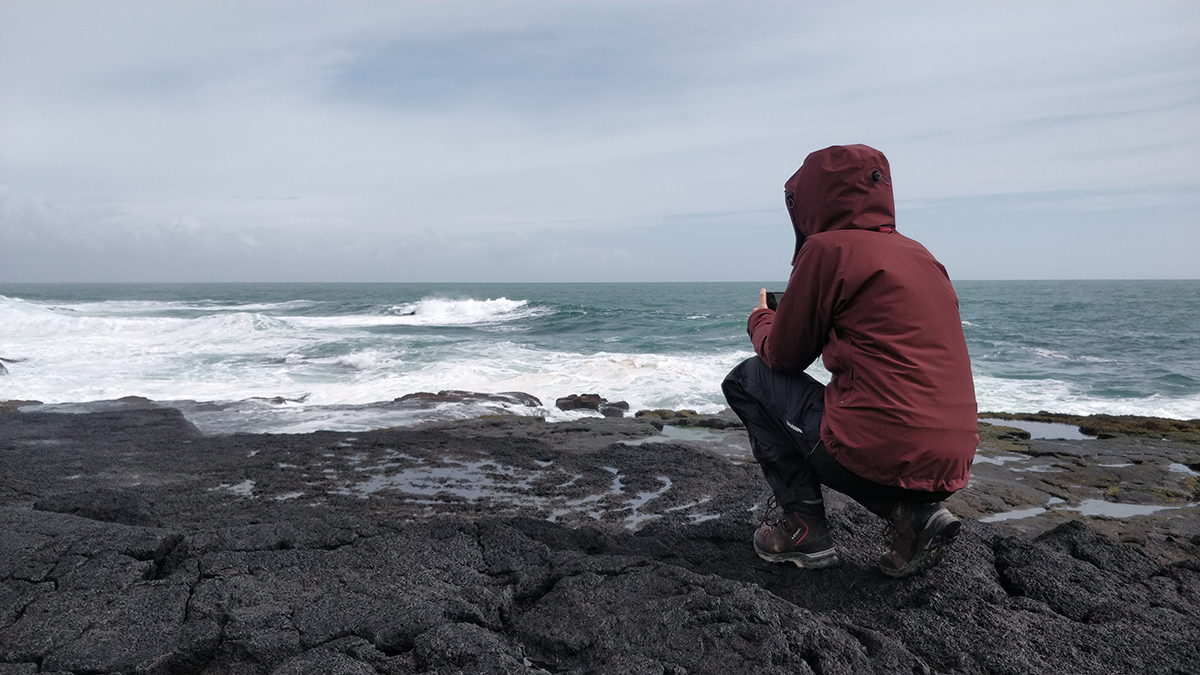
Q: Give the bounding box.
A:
[748,145,978,492]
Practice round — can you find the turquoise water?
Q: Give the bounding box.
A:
[954,280,1198,410]
[1,281,1196,433]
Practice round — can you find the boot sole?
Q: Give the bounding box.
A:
[754,542,840,569]
[880,510,961,578]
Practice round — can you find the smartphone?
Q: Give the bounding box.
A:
[766,292,784,311]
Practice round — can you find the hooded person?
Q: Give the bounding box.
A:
[721,144,978,578]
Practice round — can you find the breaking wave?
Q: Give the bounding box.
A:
[2,280,1197,433]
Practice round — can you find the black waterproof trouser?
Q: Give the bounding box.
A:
[722,357,950,518]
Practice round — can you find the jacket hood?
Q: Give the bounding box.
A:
[785,144,896,263]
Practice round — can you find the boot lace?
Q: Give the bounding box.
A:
[760,495,783,528]
[882,503,906,547]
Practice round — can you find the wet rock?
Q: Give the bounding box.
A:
[556,394,630,418]
[628,408,743,431]
[635,408,698,420]
[248,394,312,405]
[688,410,745,430]
[979,411,1200,442]
[555,393,605,411]
[0,400,41,414]
[599,400,629,418]
[634,408,698,430]
[394,390,542,408]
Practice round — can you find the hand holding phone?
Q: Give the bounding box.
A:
[766,292,784,311]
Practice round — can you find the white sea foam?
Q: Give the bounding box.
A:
[973,373,1200,420]
[328,352,385,371]
[0,291,753,424]
[1032,348,1071,360]
[270,298,549,330]
[3,290,1197,434]
[1027,347,1112,364]
[19,297,318,315]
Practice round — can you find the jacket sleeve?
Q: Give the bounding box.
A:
[747,239,840,374]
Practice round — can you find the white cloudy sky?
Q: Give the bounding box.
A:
[2,1,1197,282]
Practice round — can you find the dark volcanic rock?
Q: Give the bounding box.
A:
[599,400,629,418]
[1,408,1198,674]
[635,408,698,421]
[556,394,630,419]
[630,408,744,431]
[34,488,160,527]
[394,390,542,408]
[629,408,744,431]
[0,400,41,414]
[513,558,927,674]
[554,393,605,411]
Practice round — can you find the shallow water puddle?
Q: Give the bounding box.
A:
[331,458,704,529]
[1168,463,1200,477]
[603,466,625,494]
[550,493,606,522]
[623,477,672,529]
[980,497,1065,523]
[973,453,1030,466]
[1010,464,1064,474]
[982,496,1198,522]
[342,460,541,499]
[1059,499,1198,518]
[979,418,1095,440]
[620,425,727,446]
[980,506,1049,523]
[211,479,256,497]
[668,497,720,525]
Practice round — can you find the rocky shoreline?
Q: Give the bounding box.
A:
[1,402,1198,674]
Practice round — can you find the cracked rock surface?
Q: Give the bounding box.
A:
[1,407,1198,674]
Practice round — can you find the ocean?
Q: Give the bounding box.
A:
[1,281,1196,434]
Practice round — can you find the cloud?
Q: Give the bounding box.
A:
[901,186,1200,280]
[1,1,1197,281]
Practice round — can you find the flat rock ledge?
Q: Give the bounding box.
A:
[1,408,1198,675]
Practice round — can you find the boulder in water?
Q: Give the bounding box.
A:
[556,394,630,418]
[394,390,542,409]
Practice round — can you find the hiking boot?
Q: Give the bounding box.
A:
[878,502,961,578]
[753,497,839,569]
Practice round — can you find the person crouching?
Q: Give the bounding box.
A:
[723,144,978,578]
